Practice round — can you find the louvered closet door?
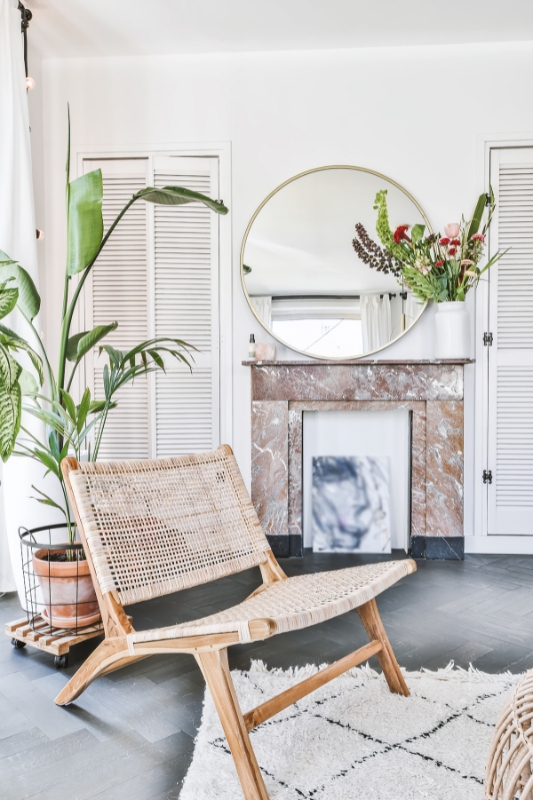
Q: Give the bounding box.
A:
[151,156,219,456]
[487,148,533,535]
[82,158,150,459]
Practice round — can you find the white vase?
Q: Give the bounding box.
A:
[434,301,471,359]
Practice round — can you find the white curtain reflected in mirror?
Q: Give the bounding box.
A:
[250,295,272,327]
[241,166,429,360]
[360,294,391,352]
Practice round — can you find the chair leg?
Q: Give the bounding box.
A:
[196,649,269,800]
[357,598,409,697]
[54,639,130,706]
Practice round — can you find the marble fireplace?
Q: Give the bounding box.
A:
[245,359,472,561]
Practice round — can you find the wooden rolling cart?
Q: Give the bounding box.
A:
[6,616,104,668]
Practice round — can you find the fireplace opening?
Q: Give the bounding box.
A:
[302,409,412,552]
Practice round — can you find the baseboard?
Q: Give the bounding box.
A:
[266,535,302,558]
[410,536,464,561]
[465,535,533,555]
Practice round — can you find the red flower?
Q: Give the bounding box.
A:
[451,238,461,246]
[448,247,457,256]
[394,225,410,244]
[439,237,450,245]
[435,260,444,267]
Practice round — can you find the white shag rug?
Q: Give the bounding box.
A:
[180,661,520,800]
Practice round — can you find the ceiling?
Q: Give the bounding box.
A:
[26,0,533,59]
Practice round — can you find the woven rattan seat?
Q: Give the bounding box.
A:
[131,560,414,645]
[485,670,533,799]
[58,445,417,800]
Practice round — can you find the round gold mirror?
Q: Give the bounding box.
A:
[241,166,430,360]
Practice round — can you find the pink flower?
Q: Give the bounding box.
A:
[444,223,460,238]
[439,237,450,246]
[471,233,485,242]
[415,263,430,274]
[461,259,475,266]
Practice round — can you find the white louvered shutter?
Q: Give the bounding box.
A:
[81,154,220,461]
[487,148,533,535]
[83,158,150,459]
[151,156,219,456]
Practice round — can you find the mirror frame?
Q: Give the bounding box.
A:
[240,165,431,361]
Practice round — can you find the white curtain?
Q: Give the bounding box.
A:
[250,295,272,327]
[405,292,423,327]
[360,294,392,352]
[0,0,40,594]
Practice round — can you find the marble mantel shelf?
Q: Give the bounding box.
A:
[246,359,469,561]
[243,359,474,366]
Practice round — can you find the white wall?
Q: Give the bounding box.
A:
[38,41,533,538]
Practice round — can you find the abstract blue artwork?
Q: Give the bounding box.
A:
[312,456,391,553]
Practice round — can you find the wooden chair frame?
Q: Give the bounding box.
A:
[57,453,410,800]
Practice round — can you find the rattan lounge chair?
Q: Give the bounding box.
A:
[58,445,416,800]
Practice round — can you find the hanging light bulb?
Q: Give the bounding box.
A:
[26,76,35,90]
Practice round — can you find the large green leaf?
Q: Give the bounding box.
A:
[60,389,77,421]
[137,186,228,215]
[32,448,60,477]
[0,345,22,390]
[0,249,16,266]
[0,341,22,461]
[76,388,91,434]
[465,193,487,241]
[72,322,118,361]
[19,368,38,395]
[0,380,21,461]
[65,332,85,362]
[67,169,104,275]
[0,288,19,320]
[411,224,426,244]
[0,263,41,321]
[0,325,44,385]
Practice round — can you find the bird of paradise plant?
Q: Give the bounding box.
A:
[0,113,228,545]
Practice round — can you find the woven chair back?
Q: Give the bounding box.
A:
[67,448,271,605]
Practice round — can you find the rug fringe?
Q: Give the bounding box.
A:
[247,658,519,684]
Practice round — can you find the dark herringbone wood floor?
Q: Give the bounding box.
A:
[1,551,533,799]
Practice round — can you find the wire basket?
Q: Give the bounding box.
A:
[19,523,102,635]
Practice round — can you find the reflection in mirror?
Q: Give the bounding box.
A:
[242,167,429,360]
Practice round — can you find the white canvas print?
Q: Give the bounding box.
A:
[312,456,391,553]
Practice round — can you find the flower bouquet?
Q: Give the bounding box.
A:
[372,189,507,303]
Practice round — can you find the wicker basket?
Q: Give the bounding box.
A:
[485,670,533,799]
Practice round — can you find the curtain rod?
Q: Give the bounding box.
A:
[271,293,408,301]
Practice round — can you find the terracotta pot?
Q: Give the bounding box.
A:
[32,548,100,629]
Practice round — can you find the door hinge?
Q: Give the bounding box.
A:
[483,332,493,346]
[482,469,493,484]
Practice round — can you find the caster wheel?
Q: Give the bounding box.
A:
[11,638,26,649]
[54,654,69,669]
